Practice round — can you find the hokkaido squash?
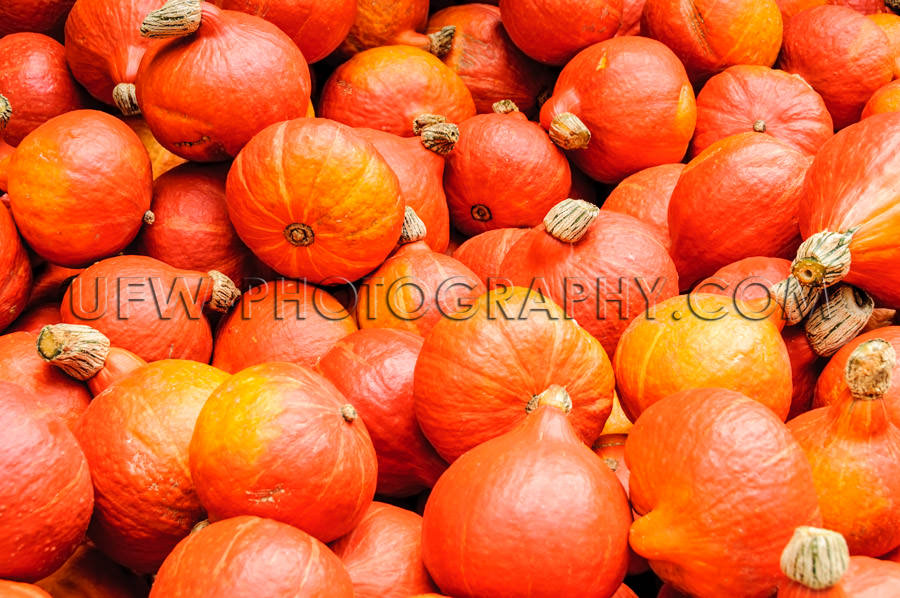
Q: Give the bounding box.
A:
[784,326,826,419]
[600,163,684,251]
[6,304,59,335]
[225,118,404,283]
[414,286,616,463]
[0,581,51,597]
[0,103,13,192]
[190,362,377,543]
[338,0,454,58]
[870,13,900,78]
[331,502,438,598]
[540,36,696,184]
[0,381,93,582]
[0,201,31,331]
[0,0,74,37]
[862,79,900,118]
[627,388,822,596]
[121,116,187,179]
[83,347,147,397]
[35,543,150,598]
[451,227,529,286]
[8,110,152,267]
[831,0,891,13]
[150,516,354,597]
[618,0,644,34]
[24,264,80,311]
[421,386,632,597]
[135,0,311,161]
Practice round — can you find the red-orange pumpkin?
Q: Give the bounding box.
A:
[35,543,151,598]
[25,263,80,309]
[600,163,684,251]
[337,0,446,58]
[451,227,529,286]
[832,0,890,13]
[6,304,59,335]
[784,326,825,420]
[862,79,900,119]
[85,347,147,397]
[0,201,31,331]
[0,581,51,597]
[0,0,74,37]
[121,115,187,179]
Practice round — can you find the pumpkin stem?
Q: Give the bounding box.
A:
[284,222,314,247]
[0,95,10,132]
[544,198,600,243]
[140,0,202,38]
[752,119,767,133]
[548,112,591,150]
[791,229,856,288]
[399,206,427,245]
[207,270,241,312]
[780,527,849,590]
[805,284,874,357]
[36,324,111,381]
[143,210,156,225]
[340,404,358,422]
[420,122,459,156]
[525,385,573,414]
[112,83,141,116]
[413,114,447,135]
[770,275,822,325]
[189,519,210,535]
[846,339,895,402]
[427,25,456,58]
[492,100,520,114]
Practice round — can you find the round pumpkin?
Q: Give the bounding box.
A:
[600,163,684,251]
[190,362,377,543]
[0,581,51,597]
[627,388,822,596]
[225,118,404,283]
[150,516,354,598]
[35,544,150,598]
[0,381,93,582]
[0,201,31,331]
[8,110,152,267]
[0,0,74,37]
[451,227,529,286]
[862,78,900,118]
[337,0,452,58]
[870,13,900,78]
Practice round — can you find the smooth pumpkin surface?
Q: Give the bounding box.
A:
[870,13,900,78]
[0,0,74,36]
[35,544,150,598]
[451,227,529,286]
[601,163,684,250]
[862,79,900,119]
[337,0,430,57]
[0,202,31,331]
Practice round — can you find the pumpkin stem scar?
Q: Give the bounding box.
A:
[173,135,210,148]
[284,223,315,246]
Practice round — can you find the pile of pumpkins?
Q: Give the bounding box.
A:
[1,0,900,596]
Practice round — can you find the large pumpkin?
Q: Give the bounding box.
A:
[600,163,684,251]
[35,544,150,598]
[0,201,31,331]
[451,227,529,286]
[0,0,74,36]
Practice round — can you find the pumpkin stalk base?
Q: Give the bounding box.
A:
[36,324,111,380]
[548,113,591,150]
[399,207,427,245]
[525,385,573,414]
[427,25,456,58]
[492,100,519,114]
[413,114,446,135]
[780,527,849,590]
[340,404,358,422]
[752,120,767,133]
[771,275,822,325]
[806,285,874,357]
[791,229,855,288]
[112,83,141,116]
[420,122,459,155]
[888,0,900,14]
[207,270,241,313]
[543,199,600,243]
[846,339,896,401]
[143,210,155,225]
[140,0,202,38]
[0,95,10,130]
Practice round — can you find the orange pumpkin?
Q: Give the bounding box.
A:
[831,0,891,13]
[0,201,31,331]
[25,264,80,310]
[870,13,900,78]
[121,116,187,179]
[6,304,59,335]
[35,544,150,598]
[862,79,900,118]
[85,347,147,397]
[784,326,825,420]
[337,0,450,58]
[0,581,51,597]
[618,0,645,34]
[451,227,529,286]
[600,163,684,250]
[0,0,74,37]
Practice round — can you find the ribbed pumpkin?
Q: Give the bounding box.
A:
[150,516,354,598]
[190,362,377,543]
[7,110,152,267]
[498,0,622,66]
[0,34,86,145]
[780,5,892,129]
[627,388,822,597]
[451,227,529,286]
[539,37,696,184]
[320,46,476,137]
[0,0,74,36]
[862,79,900,119]
[422,386,632,597]
[0,381,94,582]
[614,293,793,421]
[35,544,150,598]
[501,200,680,356]
[135,0,311,161]
[60,255,240,363]
[414,286,616,463]
[600,163,684,250]
[691,65,834,157]
[870,13,900,78]
[75,360,228,573]
[225,118,404,283]
[443,101,572,235]
[331,502,438,598]
[0,201,31,331]
[0,581,51,597]
[337,0,453,58]
[212,279,356,372]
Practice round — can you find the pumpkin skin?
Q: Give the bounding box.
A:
[832,0,890,13]
[451,227,529,286]
[839,557,900,596]
[337,0,431,57]
[0,381,93,582]
[421,389,632,598]
[870,13,900,78]
[0,0,74,37]
[443,109,572,235]
[414,286,616,463]
[319,46,476,137]
[601,163,684,251]
[426,4,555,114]
[784,326,824,420]
[35,543,150,598]
[86,348,146,397]
[225,118,404,283]
[212,280,357,373]
[74,360,228,573]
[136,2,311,162]
[691,65,834,157]
[498,0,623,66]
[8,110,152,267]
[627,388,822,597]
[862,79,900,119]
[668,132,809,290]
[0,34,86,146]
[641,0,784,84]
[330,502,438,598]
[150,516,354,598]
[189,362,378,543]
[317,329,447,497]
[780,6,892,129]
[0,581,51,597]
[6,304,60,335]
[121,116,187,179]
[0,202,31,331]
[540,37,696,184]
[614,293,794,421]
[25,263,80,309]
[618,0,645,34]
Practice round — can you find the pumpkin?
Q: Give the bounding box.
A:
[6,304,60,335]
[0,34,86,145]
[832,0,891,13]
[7,110,152,267]
[121,116,187,179]
[451,227,529,286]
[613,587,639,598]
[318,329,447,497]
[784,326,826,419]
[215,0,356,63]
[539,36,696,184]
[501,200,680,356]
[421,386,632,597]
[190,362,377,543]
[225,118,404,283]
[862,79,900,118]
[614,293,793,421]
[319,46,476,137]
[60,255,240,363]
[0,113,12,192]
[0,381,93,582]
[426,4,555,115]
[0,581,51,597]
[691,65,834,157]
[64,0,165,115]
[641,0,784,84]
[150,516,354,597]
[331,502,438,598]
[627,388,822,596]
[414,286,616,463]
[212,279,356,372]
[600,163,684,250]
[870,13,900,78]
[338,0,455,58]
[135,0,311,161]
[498,0,622,66]
[776,0,826,23]
[84,347,147,397]
[618,0,645,34]
[25,263,80,309]
[35,544,150,598]
[780,5,892,129]
[443,100,572,235]
[0,0,74,36]
[0,201,31,331]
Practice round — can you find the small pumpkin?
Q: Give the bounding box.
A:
[0,0,74,36]
[338,0,454,59]
[35,544,150,598]
[600,163,684,250]
[451,227,529,286]
[862,79,900,119]
[0,200,31,331]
